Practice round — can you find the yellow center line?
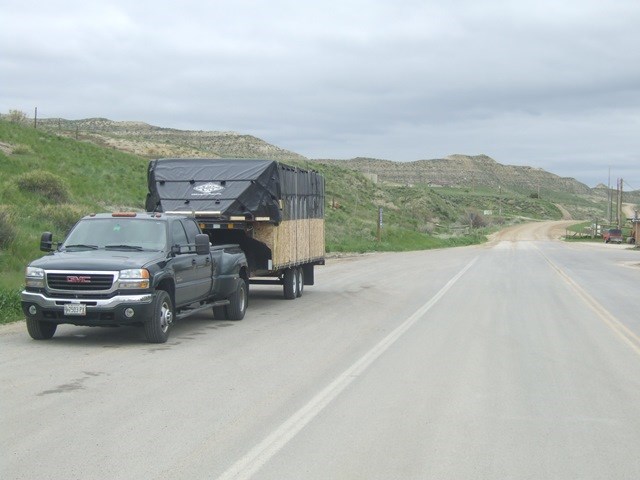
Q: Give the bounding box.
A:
[534,245,640,357]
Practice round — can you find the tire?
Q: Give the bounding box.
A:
[283,268,297,300]
[296,267,304,298]
[213,305,227,320]
[144,290,173,343]
[26,318,57,340]
[226,280,247,321]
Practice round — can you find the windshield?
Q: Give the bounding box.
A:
[62,218,167,251]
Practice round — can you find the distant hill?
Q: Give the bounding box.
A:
[311,155,592,195]
[26,117,631,200]
[35,118,306,161]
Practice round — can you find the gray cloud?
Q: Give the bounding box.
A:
[1,0,639,187]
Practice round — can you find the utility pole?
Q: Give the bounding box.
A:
[617,178,623,228]
[34,107,38,129]
[607,167,612,224]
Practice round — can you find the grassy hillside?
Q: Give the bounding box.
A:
[0,121,150,321]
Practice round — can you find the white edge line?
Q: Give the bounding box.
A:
[215,256,478,480]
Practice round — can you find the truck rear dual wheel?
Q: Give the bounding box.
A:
[213,280,247,321]
[144,290,173,343]
[226,280,247,320]
[26,318,57,340]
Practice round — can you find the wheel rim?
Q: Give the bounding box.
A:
[159,301,172,333]
[298,269,304,293]
[239,285,246,312]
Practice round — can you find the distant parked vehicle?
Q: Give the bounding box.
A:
[603,228,623,244]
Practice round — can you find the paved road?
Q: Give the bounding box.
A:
[2,221,639,479]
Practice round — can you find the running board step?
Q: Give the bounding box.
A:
[175,299,230,320]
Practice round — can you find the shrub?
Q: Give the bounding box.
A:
[12,144,34,155]
[40,204,86,232]
[463,209,487,229]
[7,109,28,124]
[0,205,17,249]
[15,170,70,203]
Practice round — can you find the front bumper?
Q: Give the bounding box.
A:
[21,291,155,326]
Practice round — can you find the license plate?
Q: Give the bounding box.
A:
[64,303,86,316]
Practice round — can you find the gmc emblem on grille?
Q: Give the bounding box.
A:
[66,275,91,284]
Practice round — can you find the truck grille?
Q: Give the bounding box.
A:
[47,273,115,291]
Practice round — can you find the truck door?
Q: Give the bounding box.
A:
[181,219,214,300]
[170,220,211,305]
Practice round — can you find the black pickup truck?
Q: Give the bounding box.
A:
[21,212,249,343]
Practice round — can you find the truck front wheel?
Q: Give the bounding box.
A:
[26,318,57,340]
[145,290,173,343]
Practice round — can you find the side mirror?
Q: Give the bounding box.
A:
[195,234,210,255]
[40,232,53,252]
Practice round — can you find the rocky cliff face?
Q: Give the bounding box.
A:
[312,154,592,194]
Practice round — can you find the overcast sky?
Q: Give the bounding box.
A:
[2,0,639,188]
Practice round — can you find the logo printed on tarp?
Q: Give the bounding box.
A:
[192,182,224,196]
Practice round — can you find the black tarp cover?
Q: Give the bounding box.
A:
[146,158,324,223]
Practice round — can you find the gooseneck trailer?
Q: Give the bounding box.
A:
[146,158,325,299]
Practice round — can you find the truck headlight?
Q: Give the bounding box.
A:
[119,269,150,289]
[25,267,45,288]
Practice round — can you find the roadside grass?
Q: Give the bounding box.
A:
[434,187,563,220]
[0,285,22,324]
[327,225,486,253]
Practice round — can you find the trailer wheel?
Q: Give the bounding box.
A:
[296,267,304,298]
[226,280,247,320]
[26,318,57,340]
[144,290,173,343]
[283,268,297,300]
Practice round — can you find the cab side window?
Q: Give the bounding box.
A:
[182,219,201,244]
[171,221,189,251]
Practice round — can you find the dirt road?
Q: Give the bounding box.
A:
[487,220,579,243]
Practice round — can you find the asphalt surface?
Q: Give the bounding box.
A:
[1,221,639,479]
